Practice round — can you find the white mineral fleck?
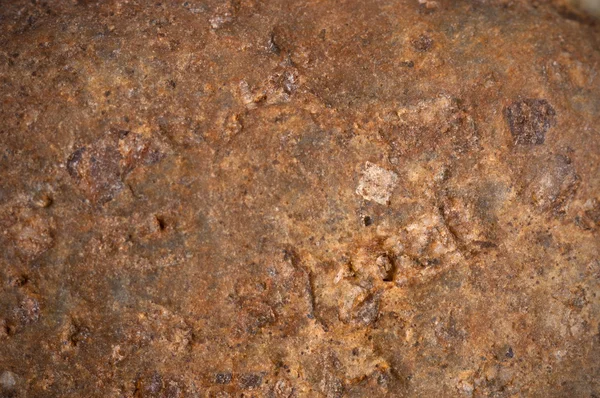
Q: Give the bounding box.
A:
[356,162,399,205]
[0,371,16,389]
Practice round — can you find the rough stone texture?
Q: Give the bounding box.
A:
[0,0,599,397]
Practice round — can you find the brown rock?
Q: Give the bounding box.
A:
[0,1,599,397]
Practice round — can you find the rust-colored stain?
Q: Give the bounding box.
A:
[0,0,599,397]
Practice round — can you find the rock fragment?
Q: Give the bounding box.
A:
[505,99,556,145]
[66,129,167,204]
[356,162,399,205]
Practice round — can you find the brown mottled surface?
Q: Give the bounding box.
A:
[1,0,599,397]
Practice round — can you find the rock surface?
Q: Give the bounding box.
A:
[0,0,599,397]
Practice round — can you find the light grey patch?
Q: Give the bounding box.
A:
[356,162,399,205]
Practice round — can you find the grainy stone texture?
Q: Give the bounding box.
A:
[0,0,599,397]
